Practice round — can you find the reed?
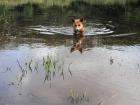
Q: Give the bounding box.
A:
[16,54,72,86]
[43,54,72,83]
[68,89,89,105]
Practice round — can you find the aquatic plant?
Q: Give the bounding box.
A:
[43,55,54,82]
[68,89,89,105]
[68,89,103,105]
[43,54,72,83]
[17,59,28,86]
[16,54,72,86]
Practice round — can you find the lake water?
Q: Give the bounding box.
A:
[0,0,140,105]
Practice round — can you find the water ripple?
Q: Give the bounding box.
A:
[28,25,114,36]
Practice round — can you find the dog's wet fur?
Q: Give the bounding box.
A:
[71,18,85,53]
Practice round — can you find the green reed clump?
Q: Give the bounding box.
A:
[43,55,54,82]
[68,89,89,105]
[43,54,71,83]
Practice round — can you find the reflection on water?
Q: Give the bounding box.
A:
[0,36,140,105]
[71,35,85,53]
[0,0,140,105]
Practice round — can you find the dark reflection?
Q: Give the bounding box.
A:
[110,57,114,65]
[0,34,140,51]
[71,34,85,54]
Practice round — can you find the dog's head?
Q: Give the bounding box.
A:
[72,18,84,33]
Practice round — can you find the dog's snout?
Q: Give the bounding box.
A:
[74,29,80,33]
[76,29,79,31]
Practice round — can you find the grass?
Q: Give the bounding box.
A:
[68,89,89,105]
[16,54,72,86]
[0,0,138,6]
[68,89,103,105]
[43,54,72,83]
[0,0,44,6]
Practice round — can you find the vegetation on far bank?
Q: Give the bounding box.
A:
[0,0,139,6]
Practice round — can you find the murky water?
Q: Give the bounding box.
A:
[0,1,140,105]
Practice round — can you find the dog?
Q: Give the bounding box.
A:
[71,18,85,53]
[72,18,84,36]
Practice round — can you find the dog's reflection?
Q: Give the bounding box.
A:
[70,34,85,53]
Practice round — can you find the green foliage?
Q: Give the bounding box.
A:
[0,0,44,6]
[0,0,138,6]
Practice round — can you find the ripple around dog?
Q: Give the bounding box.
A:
[28,25,114,36]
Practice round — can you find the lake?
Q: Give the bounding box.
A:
[0,0,140,105]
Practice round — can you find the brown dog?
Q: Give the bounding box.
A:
[71,18,85,53]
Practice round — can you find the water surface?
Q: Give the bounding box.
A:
[0,0,140,105]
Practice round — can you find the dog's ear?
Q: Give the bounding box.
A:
[72,18,75,23]
[80,17,83,22]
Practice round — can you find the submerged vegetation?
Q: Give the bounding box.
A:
[16,54,72,86]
